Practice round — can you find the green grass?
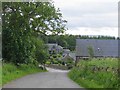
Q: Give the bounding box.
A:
[68,58,119,89]
[78,58,118,68]
[1,63,46,86]
[0,61,2,87]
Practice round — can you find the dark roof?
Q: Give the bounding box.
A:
[69,52,76,60]
[76,39,119,57]
[46,43,58,50]
[62,53,76,60]
[46,43,63,51]
[62,53,74,61]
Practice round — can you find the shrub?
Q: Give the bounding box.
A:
[45,61,51,65]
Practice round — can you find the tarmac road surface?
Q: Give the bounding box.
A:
[3,67,82,88]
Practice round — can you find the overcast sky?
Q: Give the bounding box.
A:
[53,0,119,37]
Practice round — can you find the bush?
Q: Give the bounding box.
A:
[45,61,51,65]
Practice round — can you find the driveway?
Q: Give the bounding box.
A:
[3,67,82,88]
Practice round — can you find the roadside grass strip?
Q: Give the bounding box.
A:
[68,58,119,89]
[2,63,46,86]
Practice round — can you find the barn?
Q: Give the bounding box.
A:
[76,39,120,60]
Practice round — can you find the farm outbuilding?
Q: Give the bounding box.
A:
[46,43,63,54]
[76,39,120,60]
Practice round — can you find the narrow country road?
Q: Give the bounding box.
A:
[3,67,82,88]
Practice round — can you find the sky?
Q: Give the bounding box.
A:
[53,0,119,37]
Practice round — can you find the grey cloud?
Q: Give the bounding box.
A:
[65,14,117,28]
[54,0,118,37]
[60,2,117,17]
[55,1,118,29]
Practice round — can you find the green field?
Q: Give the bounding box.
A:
[68,58,119,89]
[1,63,46,86]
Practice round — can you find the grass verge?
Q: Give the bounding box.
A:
[1,63,46,86]
[0,61,1,87]
[68,58,119,89]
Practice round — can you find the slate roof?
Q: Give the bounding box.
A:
[62,53,76,61]
[76,39,119,57]
[46,43,58,51]
[63,49,70,54]
[46,43,63,52]
[69,52,76,60]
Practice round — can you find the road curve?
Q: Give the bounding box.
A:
[3,67,81,88]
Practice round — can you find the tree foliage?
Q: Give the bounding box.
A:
[48,34,76,51]
[2,2,67,65]
[87,46,94,58]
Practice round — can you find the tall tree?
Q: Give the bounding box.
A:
[2,1,67,65]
